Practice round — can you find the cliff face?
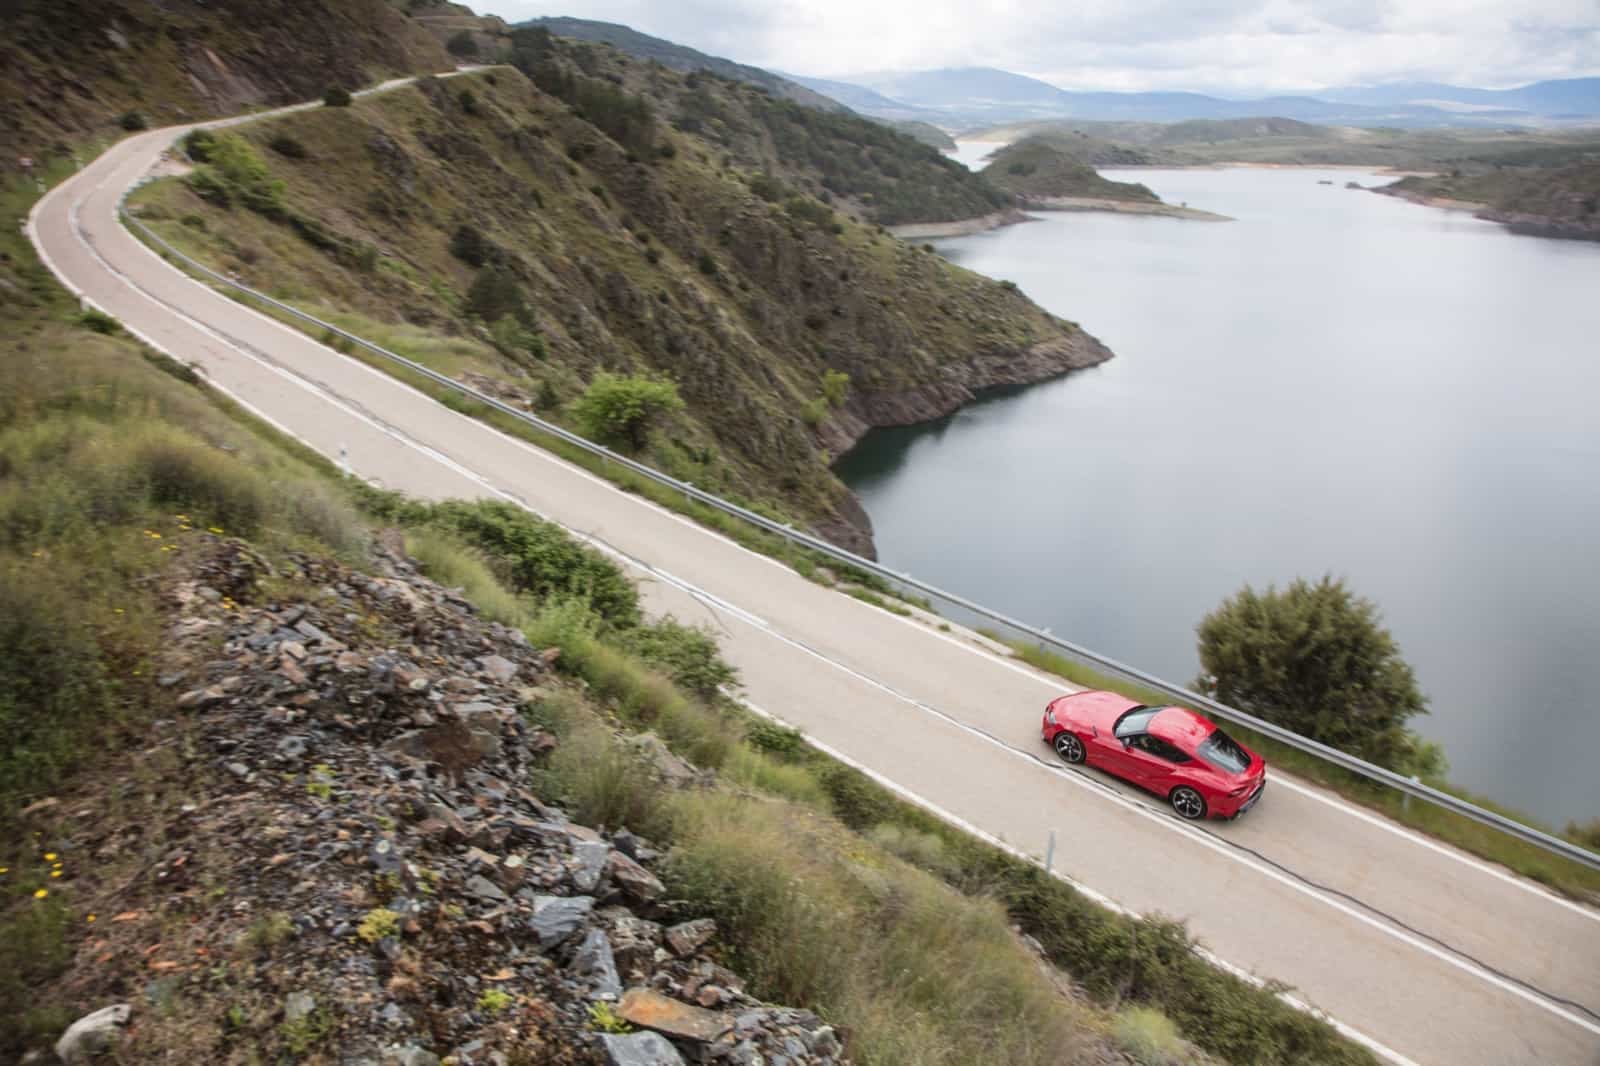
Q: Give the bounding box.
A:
[0,0,453,160]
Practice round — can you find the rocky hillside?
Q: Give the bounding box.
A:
[17,534,847,1066]
[129,55,1108,554]
[0,0,453,161]
[1380,163,1600,241]
[982,136,1159,204]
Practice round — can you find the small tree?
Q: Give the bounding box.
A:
[1196,577,1441,775]
[323,87,353,108]
[572,372,684,452]
[464,265,526,323]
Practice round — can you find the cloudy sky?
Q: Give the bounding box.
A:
[479,0,1600,94]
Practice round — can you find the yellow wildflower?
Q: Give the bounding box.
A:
[209,527,224,534]
[50,870,62,878]
[44,853,56,862]
[33,889,47,900]
[87,914,96,923]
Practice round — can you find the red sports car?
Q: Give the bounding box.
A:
[1041,691,1266,820]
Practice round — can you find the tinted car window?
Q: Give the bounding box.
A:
[1146,738,1192,764]
[1198,730,1251,774]
[1113,706,1163,739]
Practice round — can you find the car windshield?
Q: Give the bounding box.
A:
[1113,706,1163,739]
[1198,730,1252,774]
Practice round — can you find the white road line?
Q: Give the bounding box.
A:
[734,694,1424,1066]
[33,103,1598,1053]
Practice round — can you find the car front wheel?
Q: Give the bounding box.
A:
[1170,786,1207,821]
[1053,732,1086,764]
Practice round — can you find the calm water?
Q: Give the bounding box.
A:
[837,162,1600,826]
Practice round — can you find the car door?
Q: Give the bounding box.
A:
[1103,733,1155,787]
[1131,736,1193,794]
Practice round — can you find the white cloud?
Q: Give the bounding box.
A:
[484,0,1600,92]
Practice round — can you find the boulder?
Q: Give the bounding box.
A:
[600,1031,685,1066]
[55,1004,132,1064]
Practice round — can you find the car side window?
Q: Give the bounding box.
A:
[1143,738,1192,764]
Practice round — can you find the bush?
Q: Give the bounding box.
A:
[820,369,850,408]
[459,89,481,116]
[268,135,308,159]
[118,110,148,131]
[425,499,639,628]
[323,87,353,108]
[183,134,284,217]
[571,372,685,452]
[464,265,527,323]
[449,223,495,267]
[183,128,217,162]
[488,315,546,361]
[696,251,717,276]
[78,309,120,335]
[619,617,739,700]
[1196,576,1435,773]
[446,29,479,57]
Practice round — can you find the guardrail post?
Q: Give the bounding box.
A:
[1045,829,1056,875]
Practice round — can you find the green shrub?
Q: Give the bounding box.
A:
[1197,577,1440,774]
[183,134,284,217]
[183,128,217,162]
[488,315,546,361]
[78,309,120,335]
[118,110,148,131]
[696,251,717,276]
[424,499,639,628]
[323,87,353,108]
[447,29,480,57]
[817,763,895,830]
[572,371,685,452]
[449,224,495,267]
[799,397,827,426]
[619,617,738,699]
[464,265,527,323]
[820,369,850,407]
[267,135,308,160]
[459,89,482,117]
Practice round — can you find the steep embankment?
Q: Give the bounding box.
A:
[1380,163,1600,241]
[0,0,453,162]
[128,50,1108,555]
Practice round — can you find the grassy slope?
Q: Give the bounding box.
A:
[0,0,452,161]
[127,65,1078,546]
[983,136,1160,202]
[1386,162,1600,229]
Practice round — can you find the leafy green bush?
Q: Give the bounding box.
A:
[619,617,739,699]
[1197,577,1442,774]
[821,369,849,407]
[183,134,285,217]
[449,224,496,267]
[572,371,685,452]
[464,265,528,323]
[183,128,217,162]
[323,87,353,108]
[118,110,148,131]
[424,499,639,628]
[1113,1007,1188,1066]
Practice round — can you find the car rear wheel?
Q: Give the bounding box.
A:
[1053,732,1086,764]
[1170,786,1207,821]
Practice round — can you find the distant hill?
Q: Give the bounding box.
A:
[982,137,1158,203]
[783,73,936,120]
[1320,78,1600,118]
[886,120,958,151]
[520,17,845,113]
[793,66,1600,129]
[1381,161,1600,241]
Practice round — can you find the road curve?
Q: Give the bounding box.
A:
[28,85,1600,1066]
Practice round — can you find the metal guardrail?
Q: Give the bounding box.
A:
[124,211,1600,874]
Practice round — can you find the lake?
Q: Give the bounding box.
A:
[836,157,1600,827]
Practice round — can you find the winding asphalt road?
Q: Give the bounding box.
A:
[26,79,1600,1066]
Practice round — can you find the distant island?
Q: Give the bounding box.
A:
[979,135,1232,220]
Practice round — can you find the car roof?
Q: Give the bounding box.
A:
[1148,706,1216,749]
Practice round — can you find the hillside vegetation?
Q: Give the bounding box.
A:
[128,49,1103,554]
[983,136,1159,203]
[1382,162,1600,241]
[0,0,452,160]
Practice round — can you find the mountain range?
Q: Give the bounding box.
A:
[790,67,1600,129]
